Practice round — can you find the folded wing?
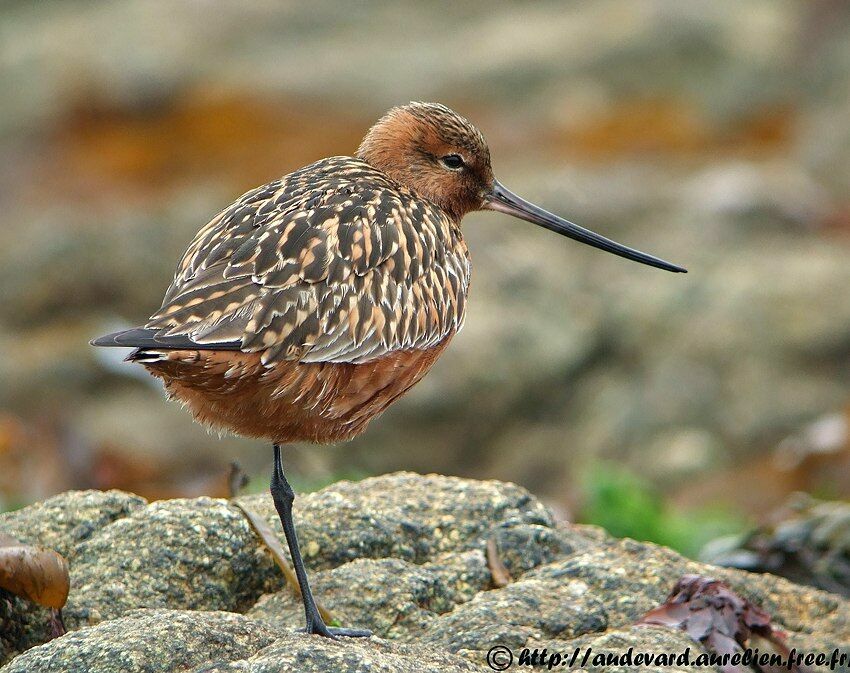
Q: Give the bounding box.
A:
[140,157,470,365]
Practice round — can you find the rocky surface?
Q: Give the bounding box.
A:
[1,474,849,672]
[1,610,278,673]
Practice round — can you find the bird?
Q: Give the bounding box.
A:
[92,101,686,638]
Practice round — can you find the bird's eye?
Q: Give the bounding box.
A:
[440,154,464,170]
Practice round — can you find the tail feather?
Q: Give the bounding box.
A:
[90,327,241,351]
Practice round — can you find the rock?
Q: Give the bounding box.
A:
[248,552,491,638]
[195,631,479,673]
[0,491,282,663]
[420,536,850,666]
[489,521,596,577]
[0,592,51,667]
[0,490,147,661]
[1,610,276,673]
[525,626,706,673]
[529,539,850,654]
[0,490,146,559]
[416,573,608,653]
[236,472,554,570]
[0,474,552,662]
[64,497,280,627]
[2,474,849,672]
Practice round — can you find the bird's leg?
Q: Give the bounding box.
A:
[269,443,371,639]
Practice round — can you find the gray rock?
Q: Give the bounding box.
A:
[193,631,479,673]
[490,521,597,577]
[521,626,706,673]
[0,592,52,667]
[2,475,849,673]
[248,552,491,638]
[527,537,850,645]
[1,610,276,673]
[0,490,147,662]
[425,536,850,667]
[237,472,554,571]
[0,473,554,664]
[415,571,608,653]
[0,490,146,558]
[64,497,281,627]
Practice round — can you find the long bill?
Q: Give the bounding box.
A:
[482,180,687,273]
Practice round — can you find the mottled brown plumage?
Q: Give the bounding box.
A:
[149,155,470,367]
[92,101,685,638]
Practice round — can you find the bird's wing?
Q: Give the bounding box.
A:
[145,157,470,365]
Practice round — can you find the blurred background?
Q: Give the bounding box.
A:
[1,1,849,564]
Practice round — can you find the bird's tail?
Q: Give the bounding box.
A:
[90,328,241,352]
[91,327,164,348]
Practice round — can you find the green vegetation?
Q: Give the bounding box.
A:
[579,462,747,558]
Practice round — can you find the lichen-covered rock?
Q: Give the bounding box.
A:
[238,472,554,571]
[1,610,277,673]
[0,473,554,664]
[248,552,491,638]
[0,490,147,661]
[194,631,479,673]
[523,626,707,673]
[526,538,850,651]
[2,474,849,673]
[489,521,597,577]
[0,490,146,558]
[0,592,51,667]
[420,536,850,667]
[64,497,280,627]
[415,573,609,652]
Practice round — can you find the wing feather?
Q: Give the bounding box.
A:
[146,157,470,365]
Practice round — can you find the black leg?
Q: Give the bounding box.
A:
[269,443,371,639]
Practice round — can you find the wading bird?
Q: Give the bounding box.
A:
[93,102,686,638]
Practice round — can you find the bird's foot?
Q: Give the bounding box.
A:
[300,617,371,639]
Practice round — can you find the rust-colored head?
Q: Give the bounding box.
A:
[357,102,493,221]
[359,102,686,273]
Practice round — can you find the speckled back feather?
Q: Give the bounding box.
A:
[145,157,471,365]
